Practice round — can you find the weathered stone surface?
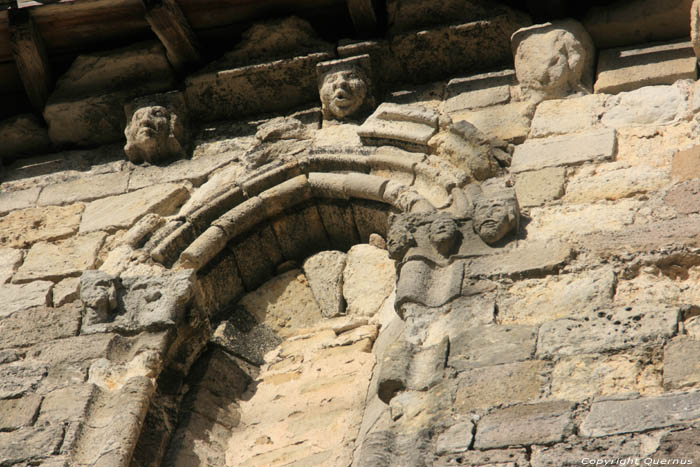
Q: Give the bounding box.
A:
[650,427,700,464]
[449,324,537,370]
[0,247,23,284]
[0,303,81,350]
[0,281,53,319]
[212,318,281,366]
[271,205,331,261]
[664,179,700,214]
[435,420,474,455]
[595,40,697,95]
[511,128,616,173]
[512,19,595,99]
[537,305,679,358]
[514,167,566,207]
[303,250,346,318]
[44,42,175,146]
[601,84,688,128]
[428,120,499,182]
[0,188,41,216]
[474,400,575,449]
[529,94,607,138]
[672,145,700,182]
[450,101,534,143]
[581,392,700,437]
[396,260,464,312]
[551,352,663,401]
[239,269,323,337]
[358,103,439,152]
[585,0,692,49]
[437,448,528,467]
[194,247,245,315]
[38,172,129,207]
[498,268,616,325]
[343,244,395,317]
[0,114,51,159]
[467,241,572,279]
[14,232,106,283]
[79,183,189,233]
[0,425,64,465]
[444,70,514,113]
[53,277,81,307]
[231,226,283,291]
[664,337,700,390]
[0,394,42,430]
[564,164,669,204]
[37,384,97,425]
[0,363,47,399]
[455,360,548,413]
[423,292,497,346]
[530,432,660,466]
[0,204,83,248]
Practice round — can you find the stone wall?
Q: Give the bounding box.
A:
[3,2,700,467]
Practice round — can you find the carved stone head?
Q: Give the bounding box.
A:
[124,105,185,164]
[429,215,459,257]
[473,193,520,244]
[317,54,374,121]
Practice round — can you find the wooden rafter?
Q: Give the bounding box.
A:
[347,0,377,36]
[142,0,200,71]
[8,8,52,109]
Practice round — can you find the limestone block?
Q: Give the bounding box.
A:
[303,250,347,318]
[178,164,246,218]
[0,425,64,465]
[316,201,361,251]
[663,337,700,390]
[531,433,656,466]
[665,179,700,214]
[444,70,514,113]
[512,20,595,98]
[0,204,83,248]
[212,319,281,366]
[650,428,700,464]
[271,205,331,260]
[466,240,572,279]
[0,114,51,159]
[594,40,697,95]
[672,145,700,182]
[601,84,688,128]
[435,420,474,455]
[455,360,548,413]
[390,13,530,84]
[0,362,47,399]
[537,305,679,358]
[585,0,692,49]
[0,247,22,284]
[514,167,566,207]
[358,103,439,152]
[0,281,53,319]
[450,101,534,143]
[395,260,463,312]
[239,269,323,337]
[79,183,189,233]
[37,384,97,425]
[14,232,106,283]
[428,120,499,182]
[437,449,528,467]
[0,303,81,350]
[449,324,537,370]
[529,94,607,138]
[194,247,245,315]
[551,353,663,401]
[53,277,81,307]
[231,225,283,290]
[511,128,616,173]
[0,188,40,216]
[38,171,130,206]
[581,392,700,437]
[564,164,669,204]
[474,400,575,449]
[0,394,42,431]
[44,43,174,147]
[343,244,395,317]
[351,200,390,242]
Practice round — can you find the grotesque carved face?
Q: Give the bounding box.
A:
[124,105,184,164]
[473,196,520,245]
[429,216,459,257]
[319,68,368,119]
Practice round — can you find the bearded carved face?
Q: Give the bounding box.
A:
[124,106,185,164]
[473,196,519,245]
[319,69,368,119]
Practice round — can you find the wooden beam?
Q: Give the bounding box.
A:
[347,0,377,36]
[8,8,51,109]
[142,0,199,71]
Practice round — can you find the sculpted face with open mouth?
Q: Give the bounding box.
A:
[320,68,368,119]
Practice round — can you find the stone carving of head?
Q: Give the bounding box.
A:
[473,194,520,244]
[124,105,185,164]
[429,215,460,257]
[320,67,369,119]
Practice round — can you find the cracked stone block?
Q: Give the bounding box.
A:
[37,384,98,425]
[0,248,23,284]
[595,40,697,95]
[531,432,657,466]
[303,250,347,318]
[444,70,514,113]
[581,392,700,437]
[449,324,537,370]
[514,167,566,207]
[53,277,81,307]
[14,232,106,283]
[0,281,53,319]
[529,94,607,138]
[474,400,575,449]
[0,425,64,465]
[343,244,395,318]
[0,204,83,249]
[436,448,528,467]
[79,183,189,233]
[0,394,42,430]
[467,240,572,279]
[358,103,439,152]
[450,101,534,144]
[511,128,616,173]
[38,172,130,207]
[271,205,331,261]
[537,305,679,358]
[0,303,81,350]
[663,337,700,390]
[436,420,474,455]
[0,363,47,399]
[0,188,41,216]
[231,226,284,291]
